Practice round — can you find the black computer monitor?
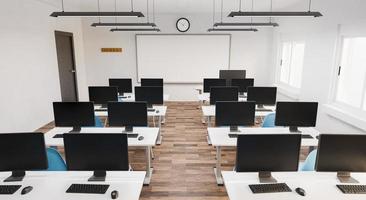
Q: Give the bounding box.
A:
[88,86,118,108]
[316,134,366,183]
[64,133,129,182]
[236,134,301,183]
[216,101,256,132]
[108,102,148,132]
[275,102,318,133]
[203,78,227,93]
[53,102,95,133]
[109,78,132,95]
[141,78,163,87]
[209,87,238,105]
[135,86,163,107]
[247,87,277,108]
[0,133,48,182]
[231,78,254,94]
[219,70,246,86]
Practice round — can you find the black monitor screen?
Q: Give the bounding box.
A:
[316,134,366,172]
[0,133,48,171]
[141,78,163,87]
[64,133,129,171]
[210,87,238,105]
[109,79,132,94]
[247,87,277,105]
[53,102,95,127]
[219,70,246,86]
[135,86,163,105]
[108,102,148,127]
[203,78,227,93]
[236,134,301,172]
[231,79,254,93]
[216,101,255,126]
[88,86,118,105]
[275,102,318,127]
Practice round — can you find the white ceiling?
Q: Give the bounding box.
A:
[58,0,308,14]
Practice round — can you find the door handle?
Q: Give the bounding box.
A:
[70,70,76,73]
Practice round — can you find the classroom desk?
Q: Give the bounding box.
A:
[44,127,158,185]
[202,105,276,127]
[0,171,145,200]
[94,105,166,144]
[118,93,170,102]
[197,93,247,102]
[208,127,320,185]
[222,171,366,200]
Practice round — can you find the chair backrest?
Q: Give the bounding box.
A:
[94,116,104,127]
[301,149,317,171]
[262,113,276,128]
[46,148,67,171]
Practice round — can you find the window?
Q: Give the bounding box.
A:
[278,41,305,89]
[335,37,366,111]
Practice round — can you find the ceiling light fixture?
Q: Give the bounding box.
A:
[50,0,144,18]
[110,28,161,32]
[213,22,278,27]
[228,0,322,18]
[208,28,258,32]
[91,22,157,27]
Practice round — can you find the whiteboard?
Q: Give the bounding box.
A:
[136,34,231,83]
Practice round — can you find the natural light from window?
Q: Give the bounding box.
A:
[279,42,305,89]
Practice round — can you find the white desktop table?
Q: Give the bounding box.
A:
[44,127,159,185]
[0,171,145,200]
[197,93,247,102]
[94,105,166,144]
[208,127,320,185]
[202,105,275,127]
[222,171,366,200]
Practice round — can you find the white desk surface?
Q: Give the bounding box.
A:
[222,171,366,200]
[44,127,159,147]
[94,105,167,117]
[202,105,275,117]
[0,171,145,200]
[208,127,319,147]
[198,93,246,102]
[119,93,170,102]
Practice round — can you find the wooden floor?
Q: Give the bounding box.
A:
[38,101,309,200]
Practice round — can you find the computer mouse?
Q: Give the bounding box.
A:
[138,136,144,141]
[156,110,160,113]
[111,190,119,199]
[21,186,33,195]
[295,187,306,196]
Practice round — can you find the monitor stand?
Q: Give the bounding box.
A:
[230,126,240,132]
[238,92,245,98]
[258,172,277,183]
[147,104,155,112]
[4,171,25,182]
[337,172,359,183]
[88,170,106,182]
[124,126,133,133]
[69,126,81,133]
[289,126,301,133]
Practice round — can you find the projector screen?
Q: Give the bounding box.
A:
[136,34,231,83]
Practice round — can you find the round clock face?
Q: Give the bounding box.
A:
[176,18,190,32]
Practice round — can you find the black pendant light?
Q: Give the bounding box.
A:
[50,0,144,18]
[228,0,322,18]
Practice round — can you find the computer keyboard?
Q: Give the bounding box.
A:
[301,134,313,139]
[147,108,156,112]
[249,183,292,194]
[53,134,64,138]
[337,185,366,194]
[256,108,273,112]
[0,185,22,195]
[127,134,138,138]
[66,184,110,194]
[228,134,238,138]
[94,108,107,112]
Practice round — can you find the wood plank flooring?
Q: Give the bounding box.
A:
[37,101,310,200]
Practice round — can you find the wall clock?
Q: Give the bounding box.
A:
[176,18,190,32]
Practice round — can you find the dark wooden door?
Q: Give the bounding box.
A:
[55,31,78,102]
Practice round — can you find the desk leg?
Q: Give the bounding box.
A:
[144,146,153,185]
[156,115,162,145]
[207,116,211,127]
[207,131,212,145]
[213,146,224,186]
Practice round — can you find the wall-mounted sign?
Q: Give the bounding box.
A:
[101,48,122,53]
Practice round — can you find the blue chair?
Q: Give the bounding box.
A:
[262,113,276,128]
[46,148,67,171]
[300,150,317,171]
[95,116,104,127]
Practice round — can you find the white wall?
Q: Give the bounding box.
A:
[0,0,88,132]
[270,0,366,133]
[81,13,274,100]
